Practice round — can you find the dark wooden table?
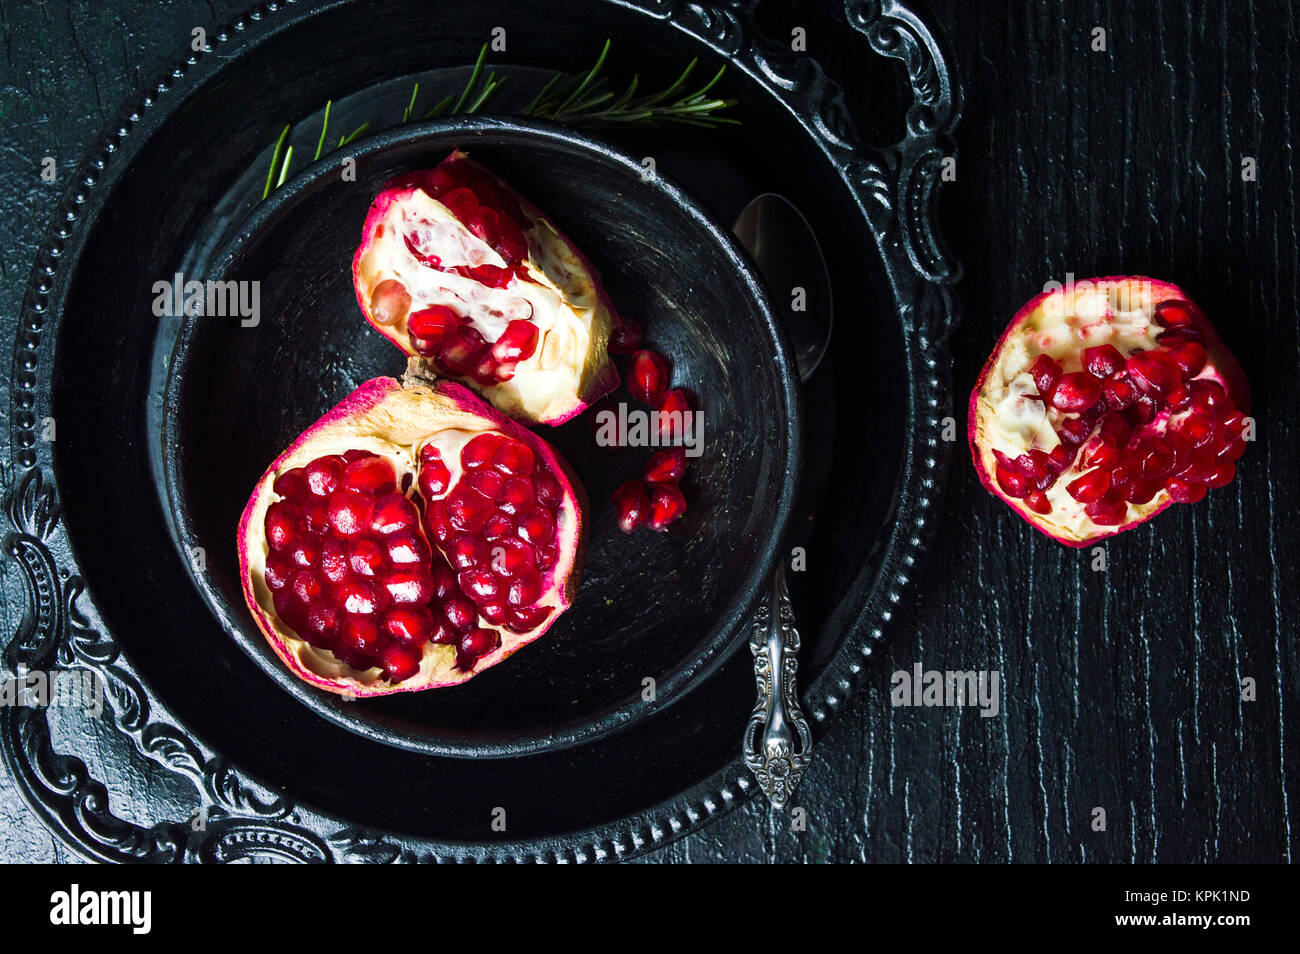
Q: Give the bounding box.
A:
[2,0,1295,862]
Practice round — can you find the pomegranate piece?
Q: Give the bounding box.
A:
[353,150,620,425]
[238,377,586,697]
[969,277,1250,546]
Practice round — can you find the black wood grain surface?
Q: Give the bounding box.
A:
[1,0,1295,862]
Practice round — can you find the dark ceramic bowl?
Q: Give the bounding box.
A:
[162,117,801,757]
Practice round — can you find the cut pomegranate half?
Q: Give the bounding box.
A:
[238,375,585,696]
[969,277,1250,546]
[352,150,619,425]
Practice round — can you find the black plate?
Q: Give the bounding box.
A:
[3,0,961,861]
[164,117,801,756]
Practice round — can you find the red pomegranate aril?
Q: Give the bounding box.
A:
[337,577,386,615]
[491,320,539,364]
[446,533,489,570]
[644,447,688,483]
[533,472,562,507]
[1127,352,1181,395]
[273,467,307,499]
[1084,493,1127,525]
[495,476,535,513]
[535,545,557,571]
[459,567,502,604]
[607,318,644,354]
[464,468,505,499]
[327,490,373,536]
[482,512,516,540]
[320,538,348,583]
[418,459,451,498]
[1083,437,1118,469]
[490,538,536,577]
[264,552,294,591]
[1167,385,1192,410]
[1167,341,1207,377]
[1046,444,1076,474]
[479,602,509,625]
[1130,395,1158,425]
[303,604,343,646]
[995,463,1030,498]
[1153,299,1196,327]
[341,455,396,495]
[505,572,543,607]
[1082,344,1125,378]
[518,507,555,545]
[439,186,478,219]
[437,328,486,375]
[265,502,299,550]
[1219,437,1247,462]
[289,540,319,568]
[1050,372,1103,412]
[1057,416,1094,446]
[305,456,344,496]
[445,489,494,533]
[369,492,416,534]
[1102,373,1136,410]
[407,305,459,342]
[383,606,435,645]
[383,566,435,604]
[1027,353,1062,397]
[346,538,386,576]
[381,642,423,682]
[385,532,428,565]
[461,433,505,469]
[424,500,451,543]
[648,483,687,530]
[337,614,383,655]
[291,569,324,604]
[470,351,500,387]
[655,389,693,444]
[628,350,670,405]
[1066,469,1111,503]
[1024,491,1052,515]
[507,605,553,634]
[430,620,458,645]
[1190,380,1229,412]
[493,439,535,475]
[464,206,501,246]
[431,561,457,600]
[409,333,439,357]
[613,479,650,531]
[1124,479,1160,505]
[1179,413,1219,451]
[368,279,411,327]
[1165,478,1207,503]
[1204,461,1236,488]
[443,594,477,632]
[460,627,500,659]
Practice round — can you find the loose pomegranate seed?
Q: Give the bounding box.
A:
[1066,469,1110,503]
[607,318,644,354]
[1027,353,1062,397]
[1082,344,1125,378]
[612,479,649,532]
[1050,372,1103,412]
[648,483,687,530]
[407,305,459,342]
[369,279,412,326]
[628,350,670,405]
[644,447,688,483]
[655,389,693,444]
[491,320,540,364]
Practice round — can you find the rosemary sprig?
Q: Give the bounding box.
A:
[262,41,736,197]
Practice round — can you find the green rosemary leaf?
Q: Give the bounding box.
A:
[275,145,294,187]
[452,43,489,114]
[402,83,420,123]
[522,73,564,116]
[338,122,370,147]
[312,100,332,162]
[635,57,696,109]
[262,124,290,199]
[555,39,610,114]
[424,95,456,119]
[467,74,507,113]
[608,74,640,113]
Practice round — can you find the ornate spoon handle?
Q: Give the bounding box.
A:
[743,566,812,808]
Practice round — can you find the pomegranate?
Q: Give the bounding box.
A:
[352,150,619,425]
[237,375,585,696]
[969,277,1250,546]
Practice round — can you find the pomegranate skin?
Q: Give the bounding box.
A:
[968,276,1250,547]
[237,376,586,697]
[352,151,620,426]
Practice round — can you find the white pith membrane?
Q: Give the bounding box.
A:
[353,156,616,424]
[970,280,1246,544]
[239,380,581,696]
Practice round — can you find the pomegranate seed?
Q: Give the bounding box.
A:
[303,604,342,646]
[346,538,386,576]
[382,608,434,647]
[465,468,505,499]
[442,594,477,632]
[493,439,535,475]
[483,512,516,540]
[341,455,396,495]
[265,502,300,550]
[1178,413,1219,451]
[418,459,451,498]
[613,479,650,532]
[371,492,417,534]
[491,320,540,364]
[1085,493,1127,525]
[1024,491,1052,515]
[533,472,562,507]
[407,305,459,342]
[427,162,468,194]
[1165,478,1207,503]
[648,483,687,530]
[1066,469,1111,503]
[496,476,536,513]
[1082,344,1125,378]
[470,351,500,387]
[1130,395,1158,425]
[507,605,553,634]
[465,206,501,246]
[1050,372,1103,412]
[1190,380,1228,412]
[1126,351,1181,395]
[644,447,688,483]
[628,350,670,405]
[301,498,330,535]
[305,456,344,496]
[655,389,693,444]
[490,538,536,577]
[1166,341,1207,378]
[424,500,451,543]
[1046,444,1076,474]
[518,507,556,545]
[460,627,500,659]
[995,463,1030,498]
[319,538,348,583]
[288,541,319,568]
[369,279,411,326]
[1219,438,1247,462]
[1153,299,1197,328]
[273,467,308,499]
[535,545,557,571]
[1083,437,1118,469]
[291,569,324,604]
[440,187,478,219]
[1124,479,1159,505]
[437,327,486,376]
[505,571,543,607]
[1166,385,1191,410]
[380,642,422,682]
[1204,461,1236,488]
[385,532,428,565]
[1103,373,1136,410]
[480,602,509,625]
[264,553,294,591]
[459,567,502,604]
[461,433,505,469]
[337,614,382,654]
[1057,416,1094,445]
[1100,416,1131,445]
[1027,354,1062,397]
[446,533,489,569]
[445,488,494,533]
[327,490,373,536]
[607,318,644,354]
[431,561,457,600]
[382,566,435,604]
[430,620,458,645]
[337,578,386,615]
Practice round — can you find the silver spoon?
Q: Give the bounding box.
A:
[733,194,833,808]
